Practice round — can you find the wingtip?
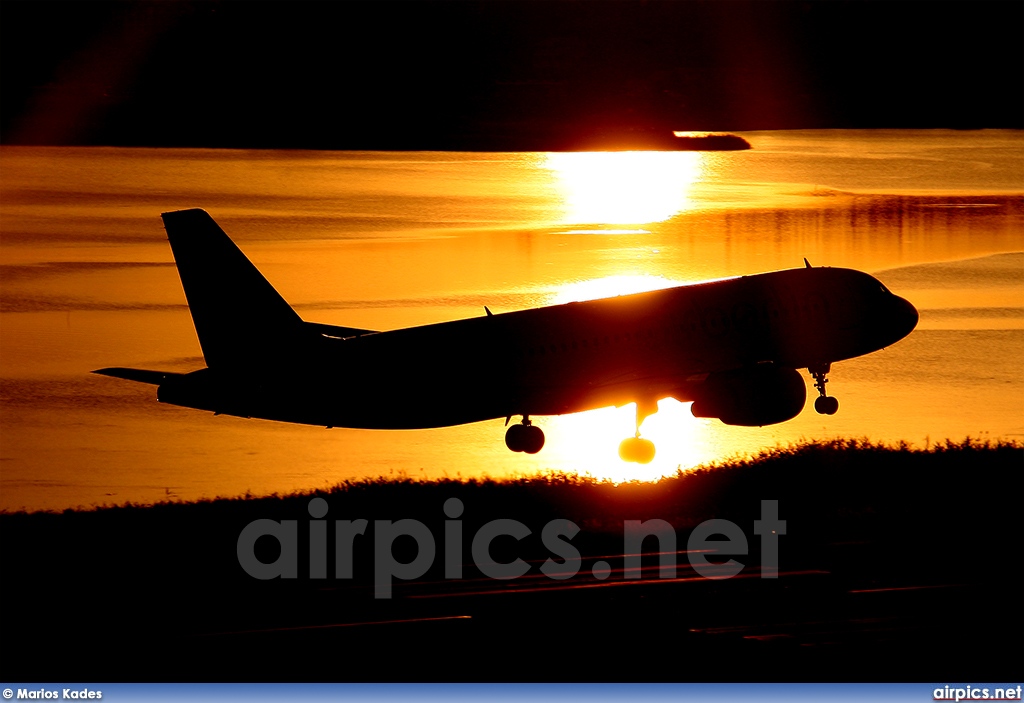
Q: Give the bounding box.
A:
[160,207,209,221]
[92,367,178,385]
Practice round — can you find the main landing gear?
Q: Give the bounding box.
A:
[809,363,839,415]
[618,399,657,465]
[505,416,545,454]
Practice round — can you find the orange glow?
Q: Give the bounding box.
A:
[543,399,706,483]
[547,274,684,305]
[544,151,706,224]
[2,136,1022,511]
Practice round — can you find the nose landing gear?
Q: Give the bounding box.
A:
[809,363,839,415]
[619,399,657,464]
[505,416,545,454]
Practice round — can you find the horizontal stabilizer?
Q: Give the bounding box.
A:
[92,368,183,385]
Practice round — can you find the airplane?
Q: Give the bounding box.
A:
[95,209,919,464]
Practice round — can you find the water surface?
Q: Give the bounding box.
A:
[1,130,1021,511]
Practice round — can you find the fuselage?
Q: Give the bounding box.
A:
[159,265,918,429]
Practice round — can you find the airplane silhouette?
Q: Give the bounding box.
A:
[95,209,919,464]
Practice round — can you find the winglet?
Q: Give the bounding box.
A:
[804,258,812,269]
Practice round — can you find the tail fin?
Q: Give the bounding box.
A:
[161,209,304,370]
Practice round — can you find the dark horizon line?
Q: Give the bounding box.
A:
[4,126,1021,153]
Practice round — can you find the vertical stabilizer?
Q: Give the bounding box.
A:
[161,209,304,370]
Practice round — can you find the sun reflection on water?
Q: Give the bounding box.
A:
[547,274,685,305]
[544,151,706,225]
[536,150,713,478]
[543,399,706,483]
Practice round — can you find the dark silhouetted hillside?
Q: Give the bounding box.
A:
[2,438,1020,681]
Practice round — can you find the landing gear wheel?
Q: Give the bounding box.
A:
[505,423,528,452]
[814,395,839,415]
[809,363,839,416]
[505,416,545,454]
[521,425,545,454]
[618,437,656,464]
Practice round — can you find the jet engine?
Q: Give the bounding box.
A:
[690,365,806,426]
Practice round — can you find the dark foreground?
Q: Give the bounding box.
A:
[2,439,1021,681]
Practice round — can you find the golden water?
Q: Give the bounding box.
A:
[2,131,1022,510]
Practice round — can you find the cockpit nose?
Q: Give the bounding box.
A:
[888,294,919,343]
